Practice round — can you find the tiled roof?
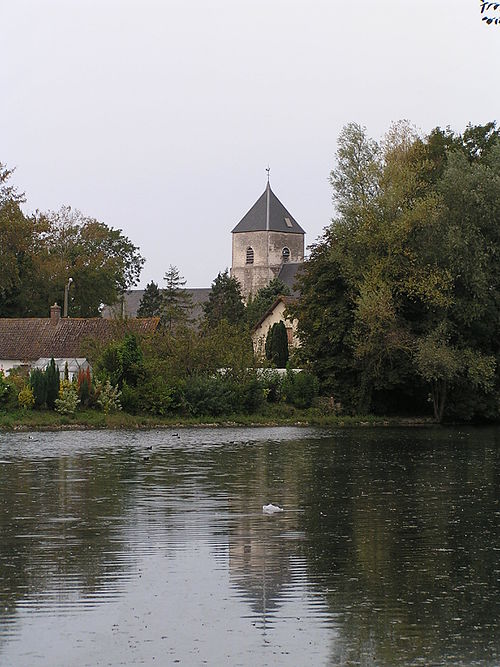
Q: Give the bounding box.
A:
[0,316,159,361]
[231,184,305,235]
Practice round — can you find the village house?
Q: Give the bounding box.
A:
[251,296,300,359]
[0,303,158,378]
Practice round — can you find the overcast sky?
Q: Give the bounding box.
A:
[2,0,498,288]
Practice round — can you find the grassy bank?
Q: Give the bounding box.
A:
[0,406,435,431]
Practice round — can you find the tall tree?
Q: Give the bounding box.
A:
[45,358,60,410]
[1,171,146,318]
[161,265,193,330]
[292,121,500,420]
[203,269,244,328]
[137,281,163,317]
[0,163,40,316]
[37,206,145,317]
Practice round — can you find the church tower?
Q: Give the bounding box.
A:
[231,181,305,302]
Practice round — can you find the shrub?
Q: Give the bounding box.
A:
[236,375,265,413]
[282,370,319,409]
[96,380,122,414]
[96,334,144,388]
[184,375,235,416]
[137,375,181,416]
[265,322,289,368]
[55,380,80,415]
[18,385,35,410]
[29,368,47,409]
[261,370,284,403]
[0,371,9,405]
[45,358,60,410]
[77,367,92,407]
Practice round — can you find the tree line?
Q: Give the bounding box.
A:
[0,165,144,317]
[5,119,499,423]
[291,121,500,422]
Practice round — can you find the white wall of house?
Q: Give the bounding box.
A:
[252,300,299,359]
[0,361,25,375]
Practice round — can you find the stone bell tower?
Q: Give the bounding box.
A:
[230,180,305,302]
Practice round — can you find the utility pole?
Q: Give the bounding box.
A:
[63,277,73,317]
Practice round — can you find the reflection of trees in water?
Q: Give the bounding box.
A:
[1,430,499,665]
[0,447,143,647]
[299,433,500,666]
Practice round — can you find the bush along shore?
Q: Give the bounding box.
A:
[0,344,435,432]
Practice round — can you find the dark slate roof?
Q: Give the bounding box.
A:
[102,289,211,322]
[277,262,303,297]
[231,184,305,234]
[0,316,159,361]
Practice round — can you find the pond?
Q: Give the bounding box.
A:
[0,426,499,666]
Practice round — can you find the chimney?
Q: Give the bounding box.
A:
[50,303,61,325]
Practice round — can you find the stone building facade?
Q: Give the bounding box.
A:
[231,182,305,302]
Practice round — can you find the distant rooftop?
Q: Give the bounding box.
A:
[102,288,211,321]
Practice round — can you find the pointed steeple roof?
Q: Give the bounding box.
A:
[231,183,305,234]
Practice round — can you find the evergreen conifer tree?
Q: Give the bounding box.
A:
[265,321,289,368]
[161,266,193,330]
[137,281,163,317]
[203,269,244,328]
[30,368,47,409]
[45,357,60,410]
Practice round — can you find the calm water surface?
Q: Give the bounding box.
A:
[0,426,499,666]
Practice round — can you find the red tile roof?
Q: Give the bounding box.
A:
[0,317,159,361]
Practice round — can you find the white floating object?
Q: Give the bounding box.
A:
[262,503,284,514]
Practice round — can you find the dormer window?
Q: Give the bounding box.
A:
[282,247,290,263]
[246,247,254,264]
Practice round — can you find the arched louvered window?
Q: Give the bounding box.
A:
[282,247,290,263]
[246,247,254,264]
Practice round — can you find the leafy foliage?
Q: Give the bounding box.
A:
[29,369,47,409]
[77,367,92,407]
[18,385,35,410]
[282,371,319,409]
[96,380,122,414]
[0,371,9,405]
[55,380,80,415]
[0,165,145,318]
[293,120,500,421]
[95,334,144,389]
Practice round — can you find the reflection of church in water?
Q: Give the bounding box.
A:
[222,457,305,625]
